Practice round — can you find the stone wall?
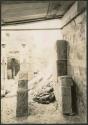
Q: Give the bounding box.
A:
[1,29,62,78]
[62,10,87,121]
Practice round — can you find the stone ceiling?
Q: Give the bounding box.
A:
[1,0,75,25]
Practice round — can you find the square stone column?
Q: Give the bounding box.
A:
[16,71,28,117]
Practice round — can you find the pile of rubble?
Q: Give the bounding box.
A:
[33,81,55,104]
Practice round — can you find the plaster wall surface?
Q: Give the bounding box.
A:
[1,20,63,93]
[62,11,87,121]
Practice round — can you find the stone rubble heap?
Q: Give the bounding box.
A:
[33,80,55,104]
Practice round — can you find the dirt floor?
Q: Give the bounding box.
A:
[1,79,86,124]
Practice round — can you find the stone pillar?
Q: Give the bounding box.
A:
[55,40,68,114]
[58,76,74,115]
[16,43,29,117]
[56,40,67,76]
[16,71,28,117]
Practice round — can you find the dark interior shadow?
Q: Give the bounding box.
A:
[7,57,20,79]
[71,80,78,114]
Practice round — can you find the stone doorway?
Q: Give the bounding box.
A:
[7,57,20,79]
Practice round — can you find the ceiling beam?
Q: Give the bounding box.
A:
[1,16,62,26]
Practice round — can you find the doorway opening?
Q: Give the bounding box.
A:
[7,57,20,79]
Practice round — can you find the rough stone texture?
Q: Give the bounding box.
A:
[56,60,67,76]
[55,40,67,104]
[62,1,86,27]
[62,11,87,121]
[16,90,28,117]
[33,82,55,104]
[56,40,67,76]
[16,80,28,117]
[18,80,28,89]
[56,40,67,60]
[58,76,74,115]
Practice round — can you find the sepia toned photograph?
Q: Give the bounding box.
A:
[1,0,87,124]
